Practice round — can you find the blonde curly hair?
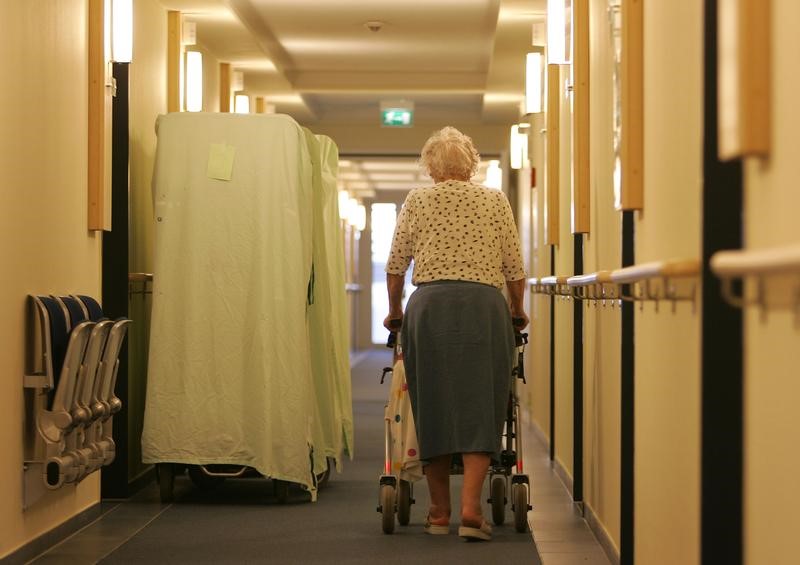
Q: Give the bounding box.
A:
[420,126,480,181]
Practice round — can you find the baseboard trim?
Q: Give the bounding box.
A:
[3,502,104,564]
[128,466,156,496]
[553,456,574,497]
[528,418,551,452]
[585,502,621,565]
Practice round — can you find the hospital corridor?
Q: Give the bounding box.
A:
[2,1,799,564]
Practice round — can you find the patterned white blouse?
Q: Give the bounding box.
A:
[385,180,526,288]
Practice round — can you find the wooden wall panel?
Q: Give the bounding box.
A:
[88,0,112,231]
[718,0,771,160]
[219,63,231,113]
[167,11,181,113]
[572,0,590,233]
[619,0,644,211]
[546,64,561,246]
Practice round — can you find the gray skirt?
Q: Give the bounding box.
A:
[401,280,515,462]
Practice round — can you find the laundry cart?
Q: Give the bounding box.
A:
[142,113,351,503]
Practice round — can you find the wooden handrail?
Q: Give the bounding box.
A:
[566,270,613,287]
[610,259,700,284]
[711,244,800,277]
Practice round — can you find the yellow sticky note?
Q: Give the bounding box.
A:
[207,143,235,181]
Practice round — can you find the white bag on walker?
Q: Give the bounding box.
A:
[386,359,424,483]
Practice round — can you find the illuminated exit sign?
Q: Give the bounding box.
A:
[380,100,415,128]
[381,108,413,127]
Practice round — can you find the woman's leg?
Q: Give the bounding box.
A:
[425,455,452,524]
[461,452,490,527]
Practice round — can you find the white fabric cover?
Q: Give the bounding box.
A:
[142,113,320,496]
[312,135,353,463]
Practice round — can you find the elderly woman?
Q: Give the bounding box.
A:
[383,126,528,541]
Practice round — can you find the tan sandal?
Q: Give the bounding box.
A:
[458,520,492,541]
[424,515,450,535]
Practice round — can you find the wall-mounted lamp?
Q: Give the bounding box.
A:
[547,0,571,64]
[182,21,197,46]
[110,0,133,63]
[510,125,530,170]
[234,94,250,114]
[232,71,244,92]
[484,160,503,190]
[525,52,543,114]
[345,198,367,231]
[338,190,351,220]
[184,51,203,112]
[353,204,367,232]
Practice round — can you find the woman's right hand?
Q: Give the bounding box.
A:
[511,312,529,331]
[384,313,403,332]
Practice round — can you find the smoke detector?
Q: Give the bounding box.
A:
[364,20,385,33]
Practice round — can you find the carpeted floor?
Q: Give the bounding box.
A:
[86,350,541,564]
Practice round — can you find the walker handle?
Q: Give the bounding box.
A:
[386,318,402,348]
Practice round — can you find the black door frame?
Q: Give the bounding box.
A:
[701,2,744,563]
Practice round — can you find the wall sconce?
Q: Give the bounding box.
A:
[182,21,196,46]
[345,198,367,231]
[338,190,351,220]
[547,0,571,64]
[484,160,503,190]
[525,52,544,114]
[234,94,250,114]
[232,71,244,92]
[510,125,530,170]
[110,0,133,63]
[184,51,203,112]
[353,204,367,232]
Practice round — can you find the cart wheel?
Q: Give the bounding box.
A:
[490,475,506,526]
[274,479,290,504]
[188,465,225,489]
[158,463,174,503]
[513,483,530,533]
[397,480,412,526]
[380,484,396,534]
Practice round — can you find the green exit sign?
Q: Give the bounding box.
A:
[381,108,413,127]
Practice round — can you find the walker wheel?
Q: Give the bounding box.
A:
[380,484,396,534]
[397,480,412,526]
[513,483,530,533]
[158,463,174,503]
[274,479,290,504]
[490,475,506,526]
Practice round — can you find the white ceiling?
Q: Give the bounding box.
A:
[159,0,543,197]
[168,0,544,121]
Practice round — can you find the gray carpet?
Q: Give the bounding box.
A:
[100,350,541,564]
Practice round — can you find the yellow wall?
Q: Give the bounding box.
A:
[127,0,168,483]
[635,2,703,564]
[194,44,220,113]
[554,64,574,481]
[581,0,622,550]
[0,1,102,556]
[130,0,167,275]
[742,2,800,563]
[527,113,551,437]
